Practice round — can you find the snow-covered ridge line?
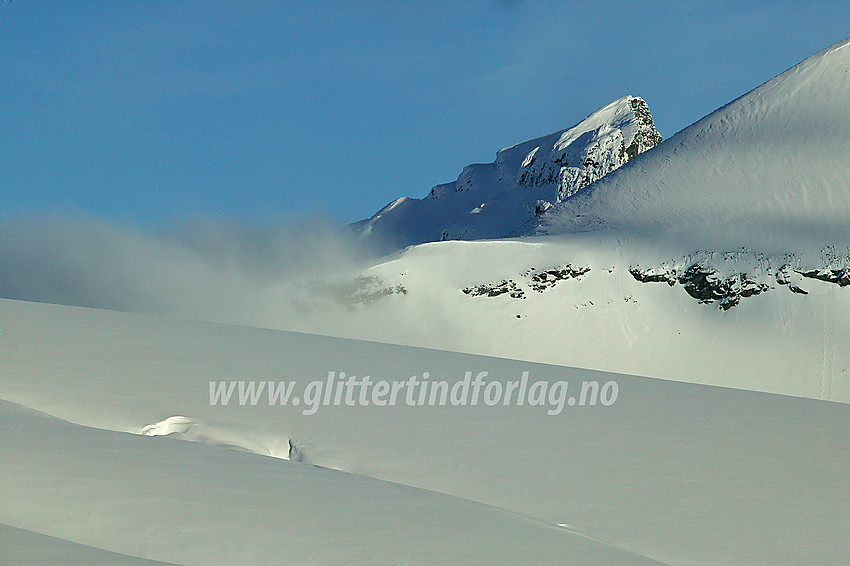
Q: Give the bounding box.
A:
[507,97,661,203]
[355,96,661,251]
[531,36,850,248]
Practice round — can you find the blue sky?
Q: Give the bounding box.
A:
[2,1,849,225]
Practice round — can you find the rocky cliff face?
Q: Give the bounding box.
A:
[515,98,662,203]
[356,96,662,251]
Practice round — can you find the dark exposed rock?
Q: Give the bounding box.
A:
[624,98,663,161]
[463,280,526,299]
[525,265,591,292]
[632,254,848,308]
[776,264,809,295]
[678,265,726,303]
[797,268,850,287]
[463,264,589,300]
[629,267,677,286]
[631,262,770,309]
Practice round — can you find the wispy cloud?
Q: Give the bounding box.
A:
[0,213,378,325]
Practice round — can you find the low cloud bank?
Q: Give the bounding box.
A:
[0,213,379,325]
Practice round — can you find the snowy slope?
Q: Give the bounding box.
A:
[253,236,850,403]
[3,298,850,565]
[356,96,661,250]
[532,38,850,248]
[1,400,658,566]
[0,524,179,566]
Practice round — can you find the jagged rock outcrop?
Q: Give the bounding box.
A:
[462,264,590,300]
[629,252,850,309]
[515,98,662,202]
[798,267,850,286]
[630,263,771,310]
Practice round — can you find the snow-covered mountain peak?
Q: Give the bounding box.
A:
[355,95,661,251]
[509,96,661,202]
[530,37,850,248]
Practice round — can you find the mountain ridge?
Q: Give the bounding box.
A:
[529,37,850,248]
[355,95,662,251]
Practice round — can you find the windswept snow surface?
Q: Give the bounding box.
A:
[1,401,659,566]
[3,298,850,565]
[532,38,850,248]
[0,524,179,566]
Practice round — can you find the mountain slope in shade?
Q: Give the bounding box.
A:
[0,524,182,566]
[356,96,661,251]
[532,37,850,248]
[0,524,179,566]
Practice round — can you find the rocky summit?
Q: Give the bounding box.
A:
[355,96,661,251]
